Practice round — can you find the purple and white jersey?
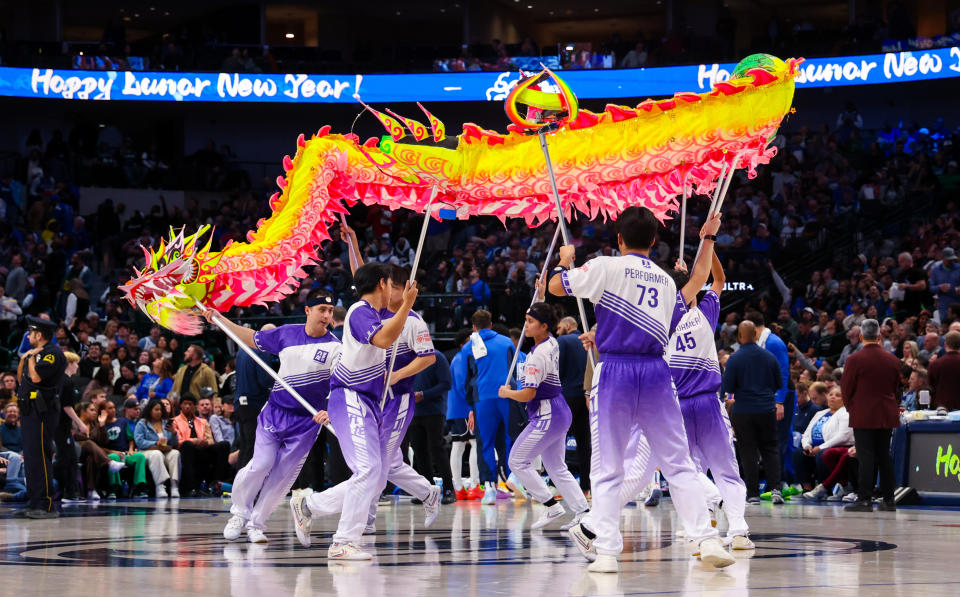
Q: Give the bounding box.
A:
[561,254,685,356]
[666,290,722,398]
[253,324,341,415]
[381,308,435,397]
[331,300,387,401]
[521,335,562,416]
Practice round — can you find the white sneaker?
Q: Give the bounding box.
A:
[481,485,497,505]
[423,485,441,528]
[803,484,827,501]
[645,488,662,507]
[87,490,101,502]
[223,515,246,541]
[826,484,847,501]
[247,527,268,544]
[587,554,619,573]
[531,503,566,530]
[842,492,859,503]
[363,523,377,535]
[561,510,586,531]
[730,534,755,550]
[290,495,313,547]
[567,522,597,562]
[170,484,180,498]
[698,537,736,568]
[328,542,372,561]
[770,489,785,505]
[156,485,168,499]
[108,460,126,473]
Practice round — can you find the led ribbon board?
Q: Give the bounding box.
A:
[3,48,959,103]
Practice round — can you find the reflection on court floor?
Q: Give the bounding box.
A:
[0,498,955,597]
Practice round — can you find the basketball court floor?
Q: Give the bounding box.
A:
[1,497,959,596]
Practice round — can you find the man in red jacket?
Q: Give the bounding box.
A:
[929,331,960,411]
[840,319,901,512]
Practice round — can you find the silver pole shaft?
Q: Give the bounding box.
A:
[205,309,335,435]
[693,161,730,264]
[538,131,596,369]
[713,153,742,214]
[504,224,562,386]
[380,193,436,408]
[339,212,360,271]
[678,171,690,264]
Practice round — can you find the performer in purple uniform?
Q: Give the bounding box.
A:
[549,206,733,574]
[336,227,442,530]
[290,262,418,561]
[665,252,752,548]
[366,265,441,530]
[207,289,340,544]
[581,234,729,535]
[498,302,589,530]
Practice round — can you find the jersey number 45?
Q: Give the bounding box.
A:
[675,332,696,352]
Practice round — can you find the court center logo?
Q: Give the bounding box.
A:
[0,521,896,568]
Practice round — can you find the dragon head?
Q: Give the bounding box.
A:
[119,226,221,335]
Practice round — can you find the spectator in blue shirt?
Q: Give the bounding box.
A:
[137,358,174,402]
[722,320,784,504]
[0,403,22,453]
[747,311,794,485]
[461,310,515,504]
[929,248,960,322]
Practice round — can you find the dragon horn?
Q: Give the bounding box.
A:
[385,109,430,141]
[417,102,446,142]
[353,94,407,142]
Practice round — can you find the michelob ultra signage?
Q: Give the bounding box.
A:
[2,47,959,103]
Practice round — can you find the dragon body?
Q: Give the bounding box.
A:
[122,55,801,334]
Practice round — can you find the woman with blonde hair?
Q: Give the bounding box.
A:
[901,340,921,370]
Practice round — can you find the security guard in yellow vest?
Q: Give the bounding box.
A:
[15,316,66,518]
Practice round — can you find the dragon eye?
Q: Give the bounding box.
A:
[183,260,199,284]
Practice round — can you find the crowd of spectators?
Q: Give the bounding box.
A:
[1,94,959,504]
[2,1,956,75]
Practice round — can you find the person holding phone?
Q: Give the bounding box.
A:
[134,398,181,498]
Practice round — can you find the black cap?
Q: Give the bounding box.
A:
[26,315,57,334]
[123,397,139,409]
[198,386,215,399]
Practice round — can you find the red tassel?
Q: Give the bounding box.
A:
[297,133,306,148]
[276,176,287,189]
[568,110,600,130]
[604,104,639,122]
[282,155,293,172]
[316,125,332,137]
[746,68,778,85]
